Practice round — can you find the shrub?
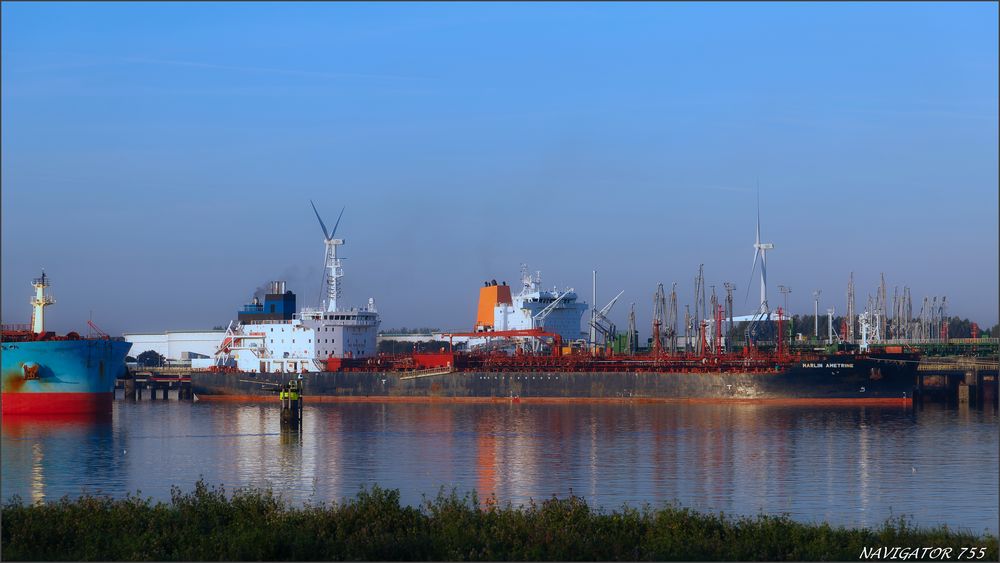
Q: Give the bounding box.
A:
[2,481,996,561]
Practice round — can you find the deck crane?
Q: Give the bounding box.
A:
[532,290,569,327]
[529,290,570,351]
[87,319,109,339]
[590,290,624,354]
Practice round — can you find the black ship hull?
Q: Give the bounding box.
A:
[192,353,918,404]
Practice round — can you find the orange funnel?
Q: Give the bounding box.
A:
[475,284,512,330]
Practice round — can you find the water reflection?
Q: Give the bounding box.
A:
[475,415,496,498]
[1,412,117,503]
[1,402,996,533]
[280,426,301,446]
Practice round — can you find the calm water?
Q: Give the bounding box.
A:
[2,400,997,534]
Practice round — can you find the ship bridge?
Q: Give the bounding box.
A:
[475,266,588,344]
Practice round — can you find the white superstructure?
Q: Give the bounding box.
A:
[474,265,588,345]
[299,302,379,360]
[30,272,54,334]
[210,203,380,373]
[215,318,318,373]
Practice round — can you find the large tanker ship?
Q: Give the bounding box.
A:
[1,273,132,415]
[190,203,919,405]
[192,347,918,404]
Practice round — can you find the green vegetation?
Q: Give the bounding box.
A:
[134,350,165,367]
[3,482,996,561]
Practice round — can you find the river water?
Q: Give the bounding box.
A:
[2,400,997,534]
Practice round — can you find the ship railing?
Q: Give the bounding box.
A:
[880,337,999,345]
[916,357,999,370]
[1,323,31,332]
[400,366,457,380]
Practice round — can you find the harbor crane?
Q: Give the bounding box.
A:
[627,303,638,354]
[723,282,735,352]
[778,285,792,348]
[590,289,624,353]
[652,283,667,354]
[667,283,678,353]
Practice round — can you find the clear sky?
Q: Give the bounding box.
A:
[2,2,997,337]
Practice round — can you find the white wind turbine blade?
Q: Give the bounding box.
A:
[755,185,762,245]
[310,200,330,240]
[318,243,331,305]
[329,206,346,239]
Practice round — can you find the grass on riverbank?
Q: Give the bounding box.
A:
[2,481,996,561]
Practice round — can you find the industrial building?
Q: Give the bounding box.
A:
[123,330,225,362]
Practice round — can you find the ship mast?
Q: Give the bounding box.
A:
[323,236,345,312]
[30,271,55,333]
[310,201,346,313]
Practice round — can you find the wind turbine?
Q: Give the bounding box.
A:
[310,200,346,312]
[746,188,773,315]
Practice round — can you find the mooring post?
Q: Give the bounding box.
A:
[964,371,976,405]
[958,383,970,404]
[279,379,303,429]
[983,373,998,406]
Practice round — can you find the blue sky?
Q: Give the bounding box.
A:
[2,2,997,336]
